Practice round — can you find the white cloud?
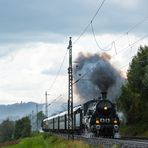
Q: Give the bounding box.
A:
[112,0,139,9]
[0,42,69,104]
[0,33,147,104]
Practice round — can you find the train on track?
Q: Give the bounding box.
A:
[42,92,120,138]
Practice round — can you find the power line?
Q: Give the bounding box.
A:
[48,94,62,106]
[112,33,148,58]
[126,16,148,34]
[73,33,148,85]
[73,71,90,85]
[91,0,107,23]
[120,58,148,70]
[46,2,148,93]
[91,22,113,51]
[104,15,148,51]
[73,23,90,45]
[90,15,148,53]
[48,49,68,91]
[73,0,107,44]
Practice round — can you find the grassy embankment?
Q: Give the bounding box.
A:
[3,133,92,148]
[120,122,148,138]
[2,133,120,148]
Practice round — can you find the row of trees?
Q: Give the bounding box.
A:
[0,117,31,142]
[117,46,148,125]
[0,111,45,143]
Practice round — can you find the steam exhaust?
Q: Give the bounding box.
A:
[73,52,125,103]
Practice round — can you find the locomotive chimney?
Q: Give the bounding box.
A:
[101,92,107,100]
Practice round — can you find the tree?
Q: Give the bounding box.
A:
[37,111,46,130]
[0,119,14,142]
[14,116,31,139]
[117,46,148,124]
[37,111,46,122]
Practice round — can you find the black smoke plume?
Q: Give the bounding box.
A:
[73,52,124,103]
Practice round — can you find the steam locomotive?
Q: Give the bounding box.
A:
[42,92,120,138]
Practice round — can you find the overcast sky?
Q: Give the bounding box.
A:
[0,0,148,104]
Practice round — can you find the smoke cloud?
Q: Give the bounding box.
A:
[73,52,124,103]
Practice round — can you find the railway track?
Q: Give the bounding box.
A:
[53,133,148,148]
[120,136,148,143]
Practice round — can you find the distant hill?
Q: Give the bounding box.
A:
[0,101,71,123]
[0,102,44,122]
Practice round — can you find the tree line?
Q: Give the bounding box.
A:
[117,46,148,127]
[0,111,45,143]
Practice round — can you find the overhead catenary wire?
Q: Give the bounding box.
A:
[48,49,68,92]
[72,0,148,54]
[104,15,148,51]
[46,2,148,93]
[91,0,107,23]
[73,33,148,85]
[73,71,90,85]
[90,15,148,53]
[48,94,62,106]
[47,0,107,98]
[126,16,148,34]
[73,8,148,86]
[111,33,148,58]
[73,0,107,45]
[91,22,113,51]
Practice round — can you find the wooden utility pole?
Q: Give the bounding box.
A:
[67,37,74,140]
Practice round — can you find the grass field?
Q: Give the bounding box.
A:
[3,133,91,148]
[2,133,121,148]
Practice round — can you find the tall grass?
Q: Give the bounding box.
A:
[120,122,148,137]
[5,133,90,148]
[4,133,122,148]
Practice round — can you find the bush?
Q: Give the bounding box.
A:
[14,117,31,139]
[0,119,14,142]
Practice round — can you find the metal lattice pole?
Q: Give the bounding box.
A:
[67,37,74,140]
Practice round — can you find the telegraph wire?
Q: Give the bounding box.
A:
[73,0,107,44]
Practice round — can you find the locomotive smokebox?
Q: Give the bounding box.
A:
[101,92,107,100]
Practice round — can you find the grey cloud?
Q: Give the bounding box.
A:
[0,0,147,42]
[0,33,66,44]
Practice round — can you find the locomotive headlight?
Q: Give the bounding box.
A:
[100,118,104,123]
[114,120,118,124]
[96,119,100,124]
[104,106,107,110]
[106,118,110,123]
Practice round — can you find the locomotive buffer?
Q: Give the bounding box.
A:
[67,37,74,140]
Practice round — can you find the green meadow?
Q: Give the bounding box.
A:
[2,133,120,148]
